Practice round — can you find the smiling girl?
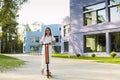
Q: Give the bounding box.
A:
[40,27,55,75]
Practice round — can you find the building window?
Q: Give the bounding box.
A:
[84,2,105,11]
[54,46,61,53]
[83,2,106,26]
[97,9,106,23]
[109,6,120,22]
[54,36,59,42]
[60,36,61,42]
[85,34,106,52]
[110,32,120,52]
[109,0,120,5]
[64,24,70,37]
[64,42,69,52]
[59,28,61,31]
[30,46,39,52]
[108,0,120,22]
[84,12,93,25]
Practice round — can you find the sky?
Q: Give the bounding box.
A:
[18,0,70,25]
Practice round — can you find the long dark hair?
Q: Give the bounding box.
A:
[44,27,52,37]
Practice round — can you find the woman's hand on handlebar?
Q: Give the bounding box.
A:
[50,41,55,45]
[40,42,44,45]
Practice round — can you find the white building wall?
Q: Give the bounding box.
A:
[70,0,120,56]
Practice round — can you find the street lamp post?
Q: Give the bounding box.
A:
[12,37,15,53]
[12,34,16,53]
[7,33,9,53]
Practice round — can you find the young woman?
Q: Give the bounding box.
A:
[40,27,55,75]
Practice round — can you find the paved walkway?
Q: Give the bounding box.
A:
[0,54,120,80]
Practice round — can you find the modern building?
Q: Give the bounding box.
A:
[70,0,120,56]
[24,24,61,53]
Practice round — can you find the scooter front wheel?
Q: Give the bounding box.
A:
[47,71,52,78]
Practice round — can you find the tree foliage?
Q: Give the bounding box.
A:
[0,0,27,53]
[23,24,31,32]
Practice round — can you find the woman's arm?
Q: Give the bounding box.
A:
[40,36,44,45]
[51,36,56,45]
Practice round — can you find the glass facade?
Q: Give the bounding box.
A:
[85,34,106,52]
[64,24,70,37]
[76,0,120,54]
[84,12,93,25]
[54,36,59,42]
[110,6,120,22]
[84,2,105,11]
[109,0,120,5]
[84,2,106,25]
[54,46,61,53]
[110,32,120,52]
[109,0,120,22]
[64,42,69,52]
[84,32,120,53]
[84,0,120,26]
[97,9,106,23]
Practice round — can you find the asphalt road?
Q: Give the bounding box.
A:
[0,54,120,80]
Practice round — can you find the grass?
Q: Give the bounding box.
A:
[52,53,120,64]
[0,54,25,72]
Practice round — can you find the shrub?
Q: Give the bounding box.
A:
[110,51,116,58]
[91,54,96,58]
[76,54,81,57]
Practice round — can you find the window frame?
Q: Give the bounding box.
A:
[54,36,59,42]
[84,33,106,53]
[63,24,70,37]
[83,1,106,26]
[108,0,120,22]
[108,0,120,6]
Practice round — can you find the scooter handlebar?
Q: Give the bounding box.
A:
[41,43,51,45]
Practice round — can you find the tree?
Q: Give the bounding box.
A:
[23,24,31,32]
[31,21,43,31]
[0,0,27,53]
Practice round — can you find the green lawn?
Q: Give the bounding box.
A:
[0,55,25,72]
[52,53,120,64]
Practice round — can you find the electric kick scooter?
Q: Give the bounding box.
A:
[42,43,52,78]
